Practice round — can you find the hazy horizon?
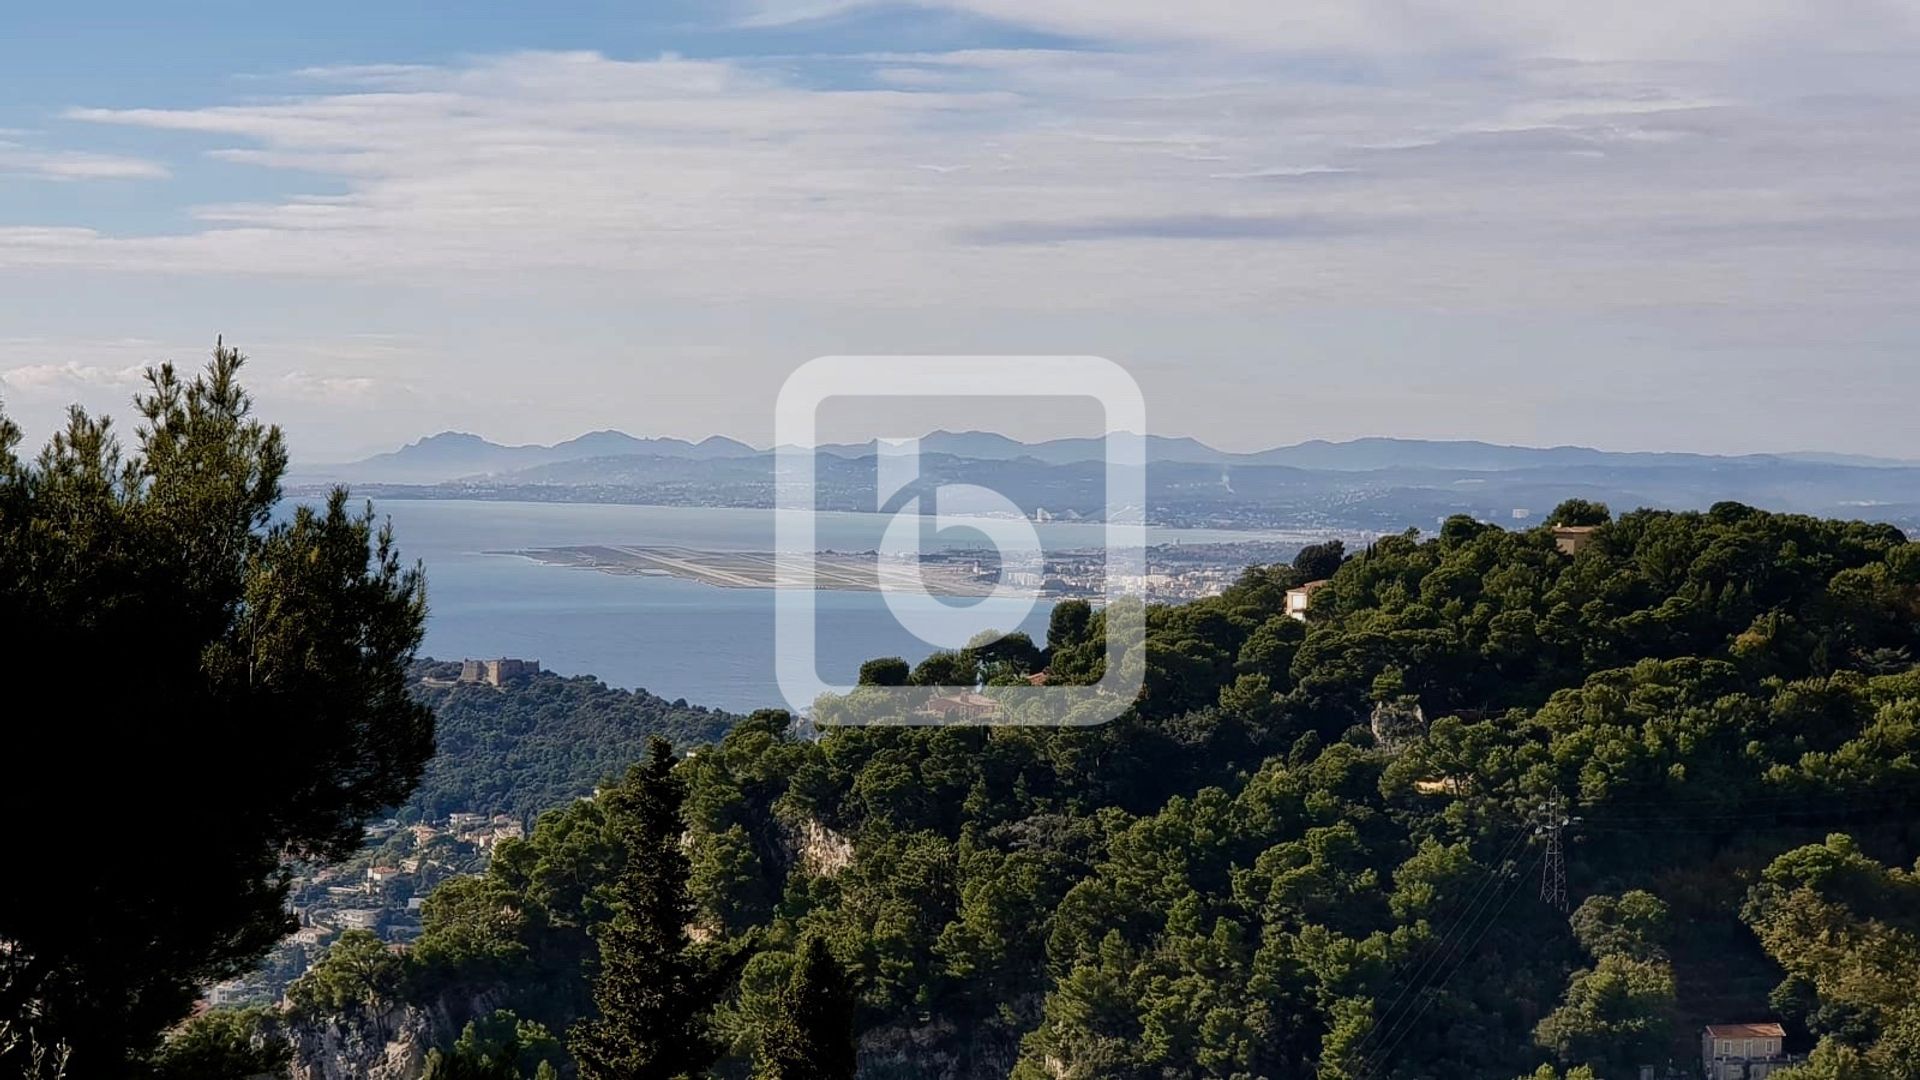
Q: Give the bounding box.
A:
[303,425,1919,469]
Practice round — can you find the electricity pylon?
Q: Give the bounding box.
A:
[1536,802,1575,913]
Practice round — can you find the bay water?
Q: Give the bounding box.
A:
[313,498,1272,713]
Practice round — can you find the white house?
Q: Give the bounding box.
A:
[1285,580,1330,622]
[1701,1022,1789,1079]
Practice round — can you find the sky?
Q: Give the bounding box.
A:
[1,1,1917,462]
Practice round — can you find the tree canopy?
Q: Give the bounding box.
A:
[1744,835,1920,1079]
[0,343,433,1073]
[384,499,1920,1078]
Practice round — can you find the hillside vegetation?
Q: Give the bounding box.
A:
[272,501,1920,1079]
[402,662,736,824]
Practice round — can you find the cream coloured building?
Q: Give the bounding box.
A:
[1701,1022,1789,1079]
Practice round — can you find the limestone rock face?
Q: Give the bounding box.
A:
[286,1003,429,1080]
[286,991,501,1080]
[1369,696,1427,751]
[793,818,855,877]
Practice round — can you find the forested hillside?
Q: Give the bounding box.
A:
[402,662,736,823]
[256,501,1920,1080]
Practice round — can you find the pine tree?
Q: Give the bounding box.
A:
[569,738,724,1080]
[0,343,433,1072]
[756,936,858,1080]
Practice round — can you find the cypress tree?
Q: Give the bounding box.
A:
[569,737,723,1080]
[756,936,858,1080]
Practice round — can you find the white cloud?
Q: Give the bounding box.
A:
[0,140,169,181]
[0,360,148,394]
[748,0,1920,62]
[0,333,434,462]
[272,371,383,403]
[0,336,400,403]
[0,40,1902,327]
[0,6,1914,457]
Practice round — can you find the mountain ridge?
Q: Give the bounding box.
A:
[314,429,761,483]
[312,428,1920,485]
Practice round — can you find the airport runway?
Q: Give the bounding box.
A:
[504,545,997,595]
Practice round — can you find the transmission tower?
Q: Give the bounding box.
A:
[1536,803,1574,913]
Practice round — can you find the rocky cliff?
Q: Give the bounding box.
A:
[286,990,502,1080]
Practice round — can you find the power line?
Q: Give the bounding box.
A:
[1579,791,1914,814]
[1576,787,1913,807]
[1578,805,1910,829]
[1356,804,1574,1078]
[1347,785,1909,1076]
[1356,867,1534,1080]
[1567,790,1915,831]
[1345,823,1531,1072]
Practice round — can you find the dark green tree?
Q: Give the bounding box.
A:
[1291,539,1346,582]
[1533,955,1677,1073]
[423,1048,513,1080]
[966,630,1043,677]
[857,657,911,686]
[424,1009,564,1080]
[756,937,857,1080]
[1545,499,1610,527]
[1047,599,1093,653]
[1569,891,1670,962]
[145,1006,289,1080]
[0,343,432,1073]
[286,930,406,1015]
[910,650,978,687]
[569,738,730,1080]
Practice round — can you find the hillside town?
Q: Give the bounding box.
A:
[203,808,527,1008]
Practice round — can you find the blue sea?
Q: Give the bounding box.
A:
[308,499,1273,714]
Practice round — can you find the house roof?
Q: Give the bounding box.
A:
[1705,1023,1786,1039]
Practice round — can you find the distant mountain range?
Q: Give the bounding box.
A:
[312,430,761,484]
[289,429,1920,535]
[307,429,1920,485]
